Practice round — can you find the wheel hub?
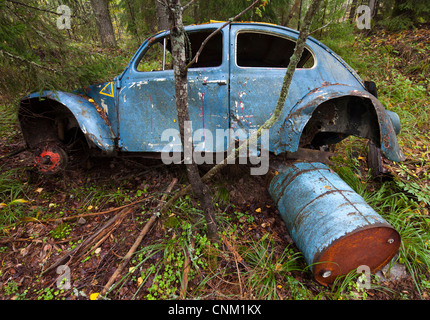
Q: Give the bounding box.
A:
[35,145,68,174]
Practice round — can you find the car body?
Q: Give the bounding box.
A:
[18,22,404,174]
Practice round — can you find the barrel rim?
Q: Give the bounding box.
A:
[312,223,401,286]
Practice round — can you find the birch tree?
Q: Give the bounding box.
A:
[161,0,323,243]
[164,0,219,243]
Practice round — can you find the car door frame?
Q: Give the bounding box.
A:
[117,24,230,154]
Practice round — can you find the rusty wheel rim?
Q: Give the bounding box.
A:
[35,145,68,174]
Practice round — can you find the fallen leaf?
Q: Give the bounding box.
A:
[10,199,29,205]
[90,293,99,300]
[255,208,261,213]
[35,188,43,193]
[20,217,40,222]
[129,266,137,273]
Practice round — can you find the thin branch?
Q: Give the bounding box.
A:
[6,0,77,17]
[99,178,178,298]
[41,207,133,275]
[310,20,333,35]
[156,0,168,8]
[0,49,60,73]
[182,0,197,11]
[40,195,154,222]
[185,0,260,70]
[0,147,28,160]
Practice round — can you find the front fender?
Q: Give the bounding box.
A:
[273,84,405,162]
[20,91,116,152]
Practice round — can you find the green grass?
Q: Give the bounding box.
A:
[0,168,31,228]
[240,233,308,299]
[0,103,18,139]
[318,25,430,298]
[104,201,218,300]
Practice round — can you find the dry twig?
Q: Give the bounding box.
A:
[99,178,178,298]
[41,207,132,275]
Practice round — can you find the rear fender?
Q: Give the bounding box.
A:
[19,91,115,152]
[274,84,405,162]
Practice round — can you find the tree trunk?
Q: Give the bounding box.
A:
[166,0,219,243]
[349,0,358,24]
[126,1,140,42]
[284,0,301,27]
[161,0,323,245]
[90,0,116,47]
[156,0,170,32]
[160,0,323,219]
[369,0,377,18]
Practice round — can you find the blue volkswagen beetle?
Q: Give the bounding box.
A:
[18,22,404,174]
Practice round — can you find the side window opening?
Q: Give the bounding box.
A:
[236,32,315,69]
[136,30,222,72]
[136,38,173,72]
[186,31,222,68]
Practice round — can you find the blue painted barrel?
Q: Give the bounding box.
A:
[268,162,400,285]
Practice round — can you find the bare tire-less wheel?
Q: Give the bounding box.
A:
[34,144,68,174]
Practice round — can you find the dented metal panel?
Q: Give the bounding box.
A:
[22,91,115,152]
[272,84,405,162]
[76,81,118,136]
[268,162,400,285]
[227,24,403,162]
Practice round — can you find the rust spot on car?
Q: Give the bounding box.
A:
[78,94,111,127]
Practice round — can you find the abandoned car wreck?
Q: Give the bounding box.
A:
[18,22,405,284]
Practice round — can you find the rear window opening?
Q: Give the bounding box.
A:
[236,32,315,69]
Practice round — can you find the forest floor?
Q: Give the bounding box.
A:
[0,26,429,301]
[0,131,423,300]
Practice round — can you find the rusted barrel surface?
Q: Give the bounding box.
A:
[268,162,400,285]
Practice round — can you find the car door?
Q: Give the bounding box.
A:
[228,24,317,150]
[117,27,229,153]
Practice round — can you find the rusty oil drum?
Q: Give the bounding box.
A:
[268,162,400,285]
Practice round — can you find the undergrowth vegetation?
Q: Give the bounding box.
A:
[323,22,430,297]
[1,22,429,300]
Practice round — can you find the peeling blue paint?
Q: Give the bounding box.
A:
[19,22,404,161]
[23,91,115,152]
